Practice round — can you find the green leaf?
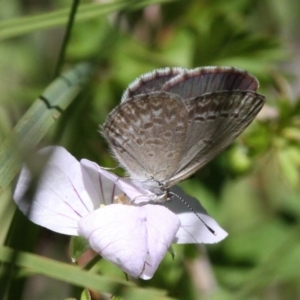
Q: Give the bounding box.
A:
[80,288,91,300]
[0,0,173,41]
[0,62,94,195]
[0,246,170,299]
[278,146,300,187]
[70,236,90,263]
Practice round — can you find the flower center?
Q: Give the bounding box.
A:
[114,193,131,205]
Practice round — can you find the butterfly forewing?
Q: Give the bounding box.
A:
[166,90,265,187]
[103,92,189,188]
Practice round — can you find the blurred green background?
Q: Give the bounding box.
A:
[1,0,300,299]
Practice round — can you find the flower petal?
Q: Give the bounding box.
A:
[78,204,180,279]
[13,146,94,235]
[80,159,123,206]
[164,187,228,244]
[78,204,148,278]
[141,205,180,279]
[80,159,153,204]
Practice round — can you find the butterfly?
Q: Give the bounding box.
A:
[102,66,265,199]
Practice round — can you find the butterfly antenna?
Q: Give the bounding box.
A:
[169,191,216,236]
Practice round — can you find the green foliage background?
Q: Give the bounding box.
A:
[1,0,300,299]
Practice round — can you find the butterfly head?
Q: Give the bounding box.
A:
[129,176,172,202]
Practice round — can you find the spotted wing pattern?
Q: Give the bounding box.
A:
[102,92,189,190]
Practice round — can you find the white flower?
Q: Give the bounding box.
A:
[13,146,227,279]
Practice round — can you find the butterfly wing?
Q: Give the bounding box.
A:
[102,92,189,189]
[121,67,186,102]
[166,90,265,187]
[162,66,259,98]
[122,67,258,102]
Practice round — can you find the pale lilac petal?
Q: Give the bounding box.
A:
[78,204,148,278]
[140,205,180,280]
[78,204,180,279]
[13,146,94,235]
[80,159,153,204]
[80,159,123,206]
[164,187,228,244]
